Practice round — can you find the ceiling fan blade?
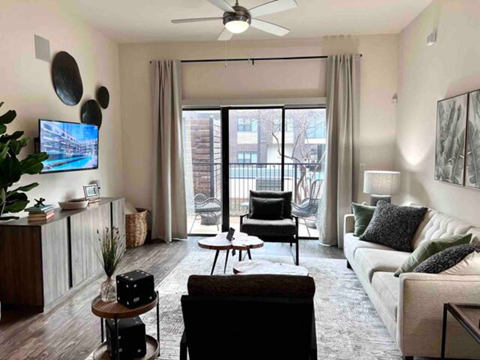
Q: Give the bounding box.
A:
[208,0,235,13]
[249,0,298,18]
[250,19,289,36]
[171,17,222,24]
[218,28,234,41]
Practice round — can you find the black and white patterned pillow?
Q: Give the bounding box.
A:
[413,244,477,274]
[359,201,428,252]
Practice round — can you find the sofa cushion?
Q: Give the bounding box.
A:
[413,244,477,274]
[394,234,473,277]
[371,272,400,321]
[351,203,376,237]
[468,227,480,246]
[241,217,296,237]
[442,250,480,275]
[412,210,472,250]
[250,197,284,220]
[355,248,411,282]
[344,233,395,262]
[360,201,428,252]
[249,191,292,218]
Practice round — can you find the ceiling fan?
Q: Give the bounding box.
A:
[171,0,298,41]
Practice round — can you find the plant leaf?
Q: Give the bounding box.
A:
[7,182,39,196]
[450,129,465,184]
[20,152,48,175]
[3,192,29,213]
[0,141,9,161]
[9,137,29,155]
[0,159,22,187]
[0,124,6,135]
[467,121,480,188]
[0,188,5,205]
[0,131,24,143]
[0,110,16,125]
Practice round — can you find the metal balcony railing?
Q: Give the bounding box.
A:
[190,162,324,215]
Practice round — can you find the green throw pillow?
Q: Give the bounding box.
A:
[394,234,473,277]
[351,203,376,237]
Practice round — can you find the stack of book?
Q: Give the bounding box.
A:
[26,204,55,222]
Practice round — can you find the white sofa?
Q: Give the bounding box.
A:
[344,208,480,359]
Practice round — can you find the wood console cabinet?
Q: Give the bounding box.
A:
[0,197,125,311]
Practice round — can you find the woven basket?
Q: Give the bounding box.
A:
[126,210,148,248]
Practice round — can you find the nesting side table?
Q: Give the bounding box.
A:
[91,291,160,360]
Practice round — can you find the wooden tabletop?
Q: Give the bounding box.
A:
[234,260,309,276]
[198,232,264,251]
[91,293,158,319]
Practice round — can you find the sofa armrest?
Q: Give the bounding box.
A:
[397,273,480,358]
[344,214,355,235]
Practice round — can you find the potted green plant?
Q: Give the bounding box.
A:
[95,227,125,302]
[0,102,48,220]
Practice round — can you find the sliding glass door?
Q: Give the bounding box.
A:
[228,108,283,232]
[183,109,222,235]
[183,106,326,238]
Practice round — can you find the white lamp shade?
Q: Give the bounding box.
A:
[364,171,401,196]
[225,21,250,34]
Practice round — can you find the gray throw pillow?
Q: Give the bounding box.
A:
[359,201,428,252]
[413,244,477,274]
[250,197,284,220]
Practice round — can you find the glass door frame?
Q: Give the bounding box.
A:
[184,105,325,239]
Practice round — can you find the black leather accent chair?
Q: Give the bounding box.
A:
[180,275,317,360]
[240,190,299,265]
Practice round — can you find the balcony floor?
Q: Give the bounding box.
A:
[188,215,320,238]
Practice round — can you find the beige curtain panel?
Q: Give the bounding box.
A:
[319,54,360,248]
[151,60,188,242]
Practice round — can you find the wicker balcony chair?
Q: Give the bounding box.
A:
[291,180,323,237]
[190,194,222,233]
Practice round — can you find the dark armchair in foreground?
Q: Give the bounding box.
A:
[240,190,299,265]
[180,274,317,360]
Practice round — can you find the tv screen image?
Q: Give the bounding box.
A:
[39,120,99,173]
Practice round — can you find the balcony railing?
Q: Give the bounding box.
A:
[190,162,324,215]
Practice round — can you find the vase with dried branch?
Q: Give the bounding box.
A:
[95,227,125,302]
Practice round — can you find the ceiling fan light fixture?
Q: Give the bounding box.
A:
[223,11,251,34]
[225,20,250,33]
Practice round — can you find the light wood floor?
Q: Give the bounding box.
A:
[0,238,343,360]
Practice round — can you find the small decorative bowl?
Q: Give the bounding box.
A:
[59,200,89,210]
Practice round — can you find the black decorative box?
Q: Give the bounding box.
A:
[106,316,146,359]
[116,269,155,308]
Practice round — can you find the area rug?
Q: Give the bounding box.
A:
[87,252,402,360]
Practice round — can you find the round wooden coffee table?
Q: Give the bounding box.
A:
[234,260,309,276]
[91,291,160,360]
[198,232,264,275]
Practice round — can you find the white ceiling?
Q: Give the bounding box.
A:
[62,0,433,44]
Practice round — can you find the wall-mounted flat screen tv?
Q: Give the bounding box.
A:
[39,119,99,174]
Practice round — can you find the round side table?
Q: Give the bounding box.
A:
[198,232,264,275]
[91,291,160,360]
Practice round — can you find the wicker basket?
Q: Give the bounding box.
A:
[126,210,148,248]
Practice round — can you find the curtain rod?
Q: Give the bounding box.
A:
[149,54,362,64]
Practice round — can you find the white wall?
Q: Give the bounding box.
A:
[0,0,124,212]
[120,35,398,208]
[395,0,480,227]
